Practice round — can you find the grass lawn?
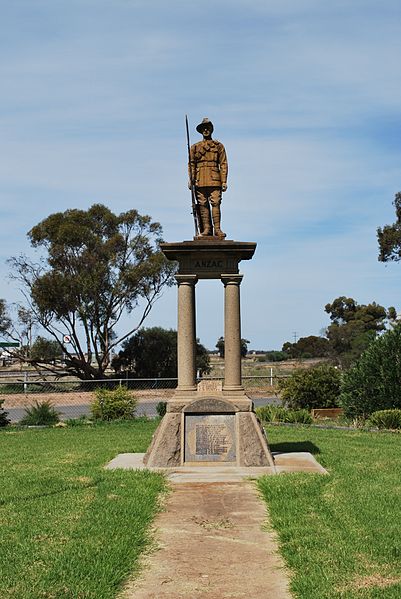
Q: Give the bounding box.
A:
[0,420,163,599]
[2,421,400,599]
[259,426,401,599]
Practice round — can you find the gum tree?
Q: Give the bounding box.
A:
[6,204,175,379]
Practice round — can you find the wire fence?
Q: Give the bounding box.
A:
[0,375,286,423]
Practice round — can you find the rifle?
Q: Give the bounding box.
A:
[185,115,201,236]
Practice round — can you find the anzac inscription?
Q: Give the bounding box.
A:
[184,414,236,463]
[193,259,223,268]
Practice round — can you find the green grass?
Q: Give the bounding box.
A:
[0,420,164,599]
[259,426,401,599]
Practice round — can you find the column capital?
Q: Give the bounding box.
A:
[221,273,243,286]
[175,274,198,286]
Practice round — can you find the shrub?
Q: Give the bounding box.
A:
[20,400,60,426]
[64,415,93,427]
[264,351,289,362]
[255,405,313,424]
[156,401,167,417]
[368,409,401,430]
[0,398,10,427]
[340,324,401,419]
[91,386,137,421]
[277,364,341,410]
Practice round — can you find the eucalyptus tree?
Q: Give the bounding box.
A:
[6,204,175,379]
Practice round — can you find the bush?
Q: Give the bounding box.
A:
[264,351,289,362]
[91,386,137,421]
[64,415,94,427]
[368,409,401,430]
[156,401,167,417]
[20,400,60,426]
[0,398,10,427]
[340,324,401,419]
[255,405,313,424]
[277,364,341,410]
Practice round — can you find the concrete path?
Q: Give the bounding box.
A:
[120,482,292,599]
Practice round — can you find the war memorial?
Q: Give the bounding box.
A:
[108,117,325,478]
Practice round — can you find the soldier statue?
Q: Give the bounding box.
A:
[188,118,228,239]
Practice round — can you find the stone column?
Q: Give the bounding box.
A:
[221,274,244,393]
[176,274,198,393]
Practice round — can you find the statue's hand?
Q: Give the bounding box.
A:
[222,184,227,192]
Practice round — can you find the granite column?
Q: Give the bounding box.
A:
[221,274,244,393]
[176,274,198,394]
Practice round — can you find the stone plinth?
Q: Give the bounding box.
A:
[144,397,274,468]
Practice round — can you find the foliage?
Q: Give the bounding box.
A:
[0,302,33,358]
[282,335,330,359]
[91,386,137,421]
[377,191,401,262]
[0,421,164,598]
[6,204,175,379]
[0,398,10,427]
[325,296,395,367]
[340,324,401,420]
[258,351,289,362]
[277,364,341,410]
[215,336,250,358]
[20,400,60,426]
[64,415,94,427]
[0,298,11,334]
[368,409,401,430]
[30,336,63,362]
[113,327,211,377]
[255,405,313,424]
[156,401,167,417]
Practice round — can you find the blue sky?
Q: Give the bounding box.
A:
[1,0,401,350]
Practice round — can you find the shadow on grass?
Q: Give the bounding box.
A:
[269,441,321,455]
[0,479,100,506]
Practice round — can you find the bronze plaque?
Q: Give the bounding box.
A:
[185,414,236,462]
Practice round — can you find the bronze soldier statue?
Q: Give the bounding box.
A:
[188,118,228,239]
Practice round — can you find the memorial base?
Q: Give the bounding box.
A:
[144,395,275,469]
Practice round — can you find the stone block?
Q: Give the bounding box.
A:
[143,413,181,467]
[237,412,275,467]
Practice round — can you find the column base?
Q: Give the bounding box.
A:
[223,385,245,394]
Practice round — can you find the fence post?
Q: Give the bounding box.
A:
[270,367,273,387]
[24,371,28,394]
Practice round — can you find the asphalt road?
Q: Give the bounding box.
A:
[6,396,280,423]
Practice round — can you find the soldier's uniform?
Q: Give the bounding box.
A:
[189,118,228,238]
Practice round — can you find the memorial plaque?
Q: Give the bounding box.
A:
[184,414,236,463]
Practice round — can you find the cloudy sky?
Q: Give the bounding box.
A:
[1,0,401,350]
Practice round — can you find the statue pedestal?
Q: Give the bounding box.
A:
[144,240,274,469]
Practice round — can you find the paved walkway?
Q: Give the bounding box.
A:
[120,481,292,599]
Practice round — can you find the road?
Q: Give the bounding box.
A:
[6,396,280,423]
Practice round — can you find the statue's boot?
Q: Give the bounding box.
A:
[212,205,226,239]
[199,205,212,236]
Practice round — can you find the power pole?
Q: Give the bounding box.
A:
[293,331,298,344]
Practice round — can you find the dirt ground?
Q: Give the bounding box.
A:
[120,481,292,599]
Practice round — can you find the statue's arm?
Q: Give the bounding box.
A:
[218,144,228,191]
[188,145,196,188]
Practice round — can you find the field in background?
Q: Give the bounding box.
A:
[210,354,326,378]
